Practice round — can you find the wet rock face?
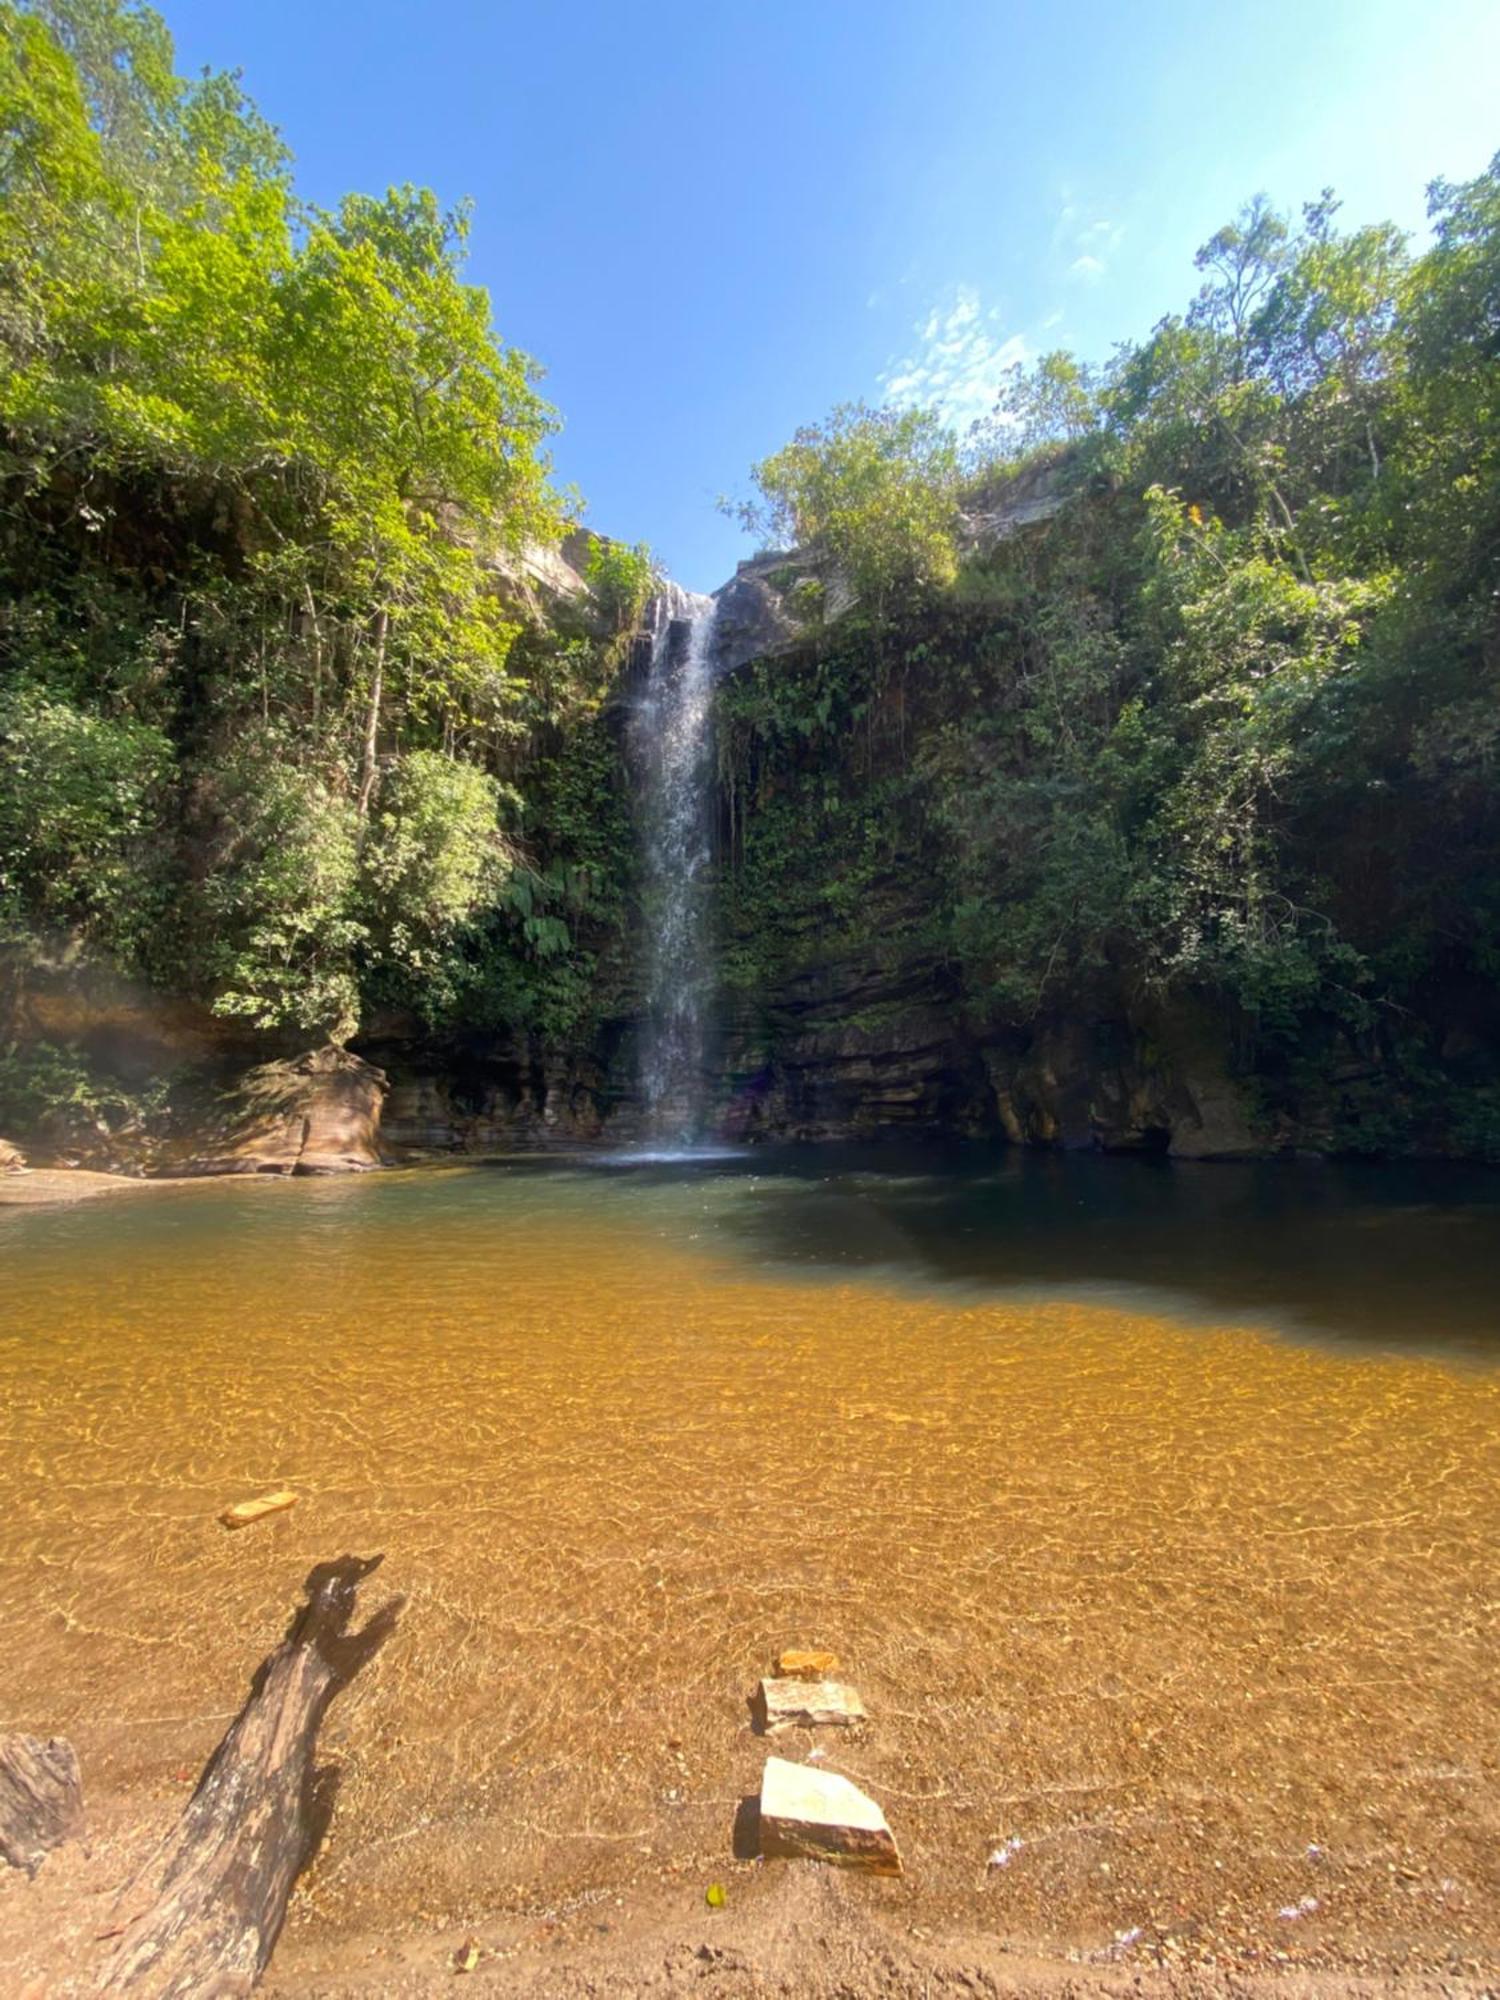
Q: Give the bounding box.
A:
[718,952,997,1143]
[361,1030,625,1155]
[176,1046,388,1176]
[707,949,1269,1157]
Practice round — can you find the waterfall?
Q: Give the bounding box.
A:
[632,583,720,1140]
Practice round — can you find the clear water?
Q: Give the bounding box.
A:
[1,1151,1497,1982]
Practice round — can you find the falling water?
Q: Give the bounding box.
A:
[632,583,720,1139]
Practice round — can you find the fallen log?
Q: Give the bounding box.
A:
[99,1553,402,1997]
[0,1734,83,1874]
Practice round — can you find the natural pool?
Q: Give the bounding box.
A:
[1,1149,1498,1988]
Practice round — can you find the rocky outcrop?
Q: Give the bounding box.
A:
[957,452,1070,549]
[719,951,995,1142]
[487,528,606,635]
[175,1047,388,1176]
[0,1138,25,1173]
[708,458,1074,682]
[710,552,819,679]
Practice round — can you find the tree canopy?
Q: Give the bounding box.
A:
[0,0,634,1078]
[720,158,1500,1156]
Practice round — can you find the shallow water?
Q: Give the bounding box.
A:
[1,1150,1498,1977]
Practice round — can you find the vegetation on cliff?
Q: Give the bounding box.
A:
[0,0,653,1139]
[2,0,1497,1161]
[721,163,1500,1155]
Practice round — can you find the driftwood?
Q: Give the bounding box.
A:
[99,1553,402,1998]
[218,1490,298,1531]
[0,1734,83,1874]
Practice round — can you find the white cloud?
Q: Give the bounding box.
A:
[1052,196,1122,283]
[877,284,1028,432]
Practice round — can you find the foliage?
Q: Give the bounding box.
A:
[721,156,1500,1155]
[0,687,171,963]
[0,1033,170,1142]
[0,0,632,1058]
[966,350,1100,462]
[584,536,657,633]
[190,738,365,1039]
[735,401,961,605]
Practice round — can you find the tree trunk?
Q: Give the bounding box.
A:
[303,585,325,739]
[98,1554,401,1998]
[0,1735,83,1875]
[356,609,389,820]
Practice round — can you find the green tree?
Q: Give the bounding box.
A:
[738,401,960,607]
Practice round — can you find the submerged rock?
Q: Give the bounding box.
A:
[756,1678,867,1732]
[0,1735,83,1875]
[775,1647,840,1678]
[758,1755,901,1875]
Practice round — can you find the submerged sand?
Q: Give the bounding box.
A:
[0,1165,1496,1993]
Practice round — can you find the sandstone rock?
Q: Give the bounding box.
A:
[775,1647,840,1678]
[219,1490,299,1530]
[0,1137,25,1173]
[758,1756,900,1875]
[756,1679,866,1732]
[181,1046,387,1176]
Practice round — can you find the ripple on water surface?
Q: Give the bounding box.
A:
[0,1156,1497,1977]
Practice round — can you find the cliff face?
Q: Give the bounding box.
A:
[6,463,1498,1171]
[705,956,1267,1160]
[680,458,1500,1166]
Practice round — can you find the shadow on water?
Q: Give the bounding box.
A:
[7,1140,1498,1364]
[517,1140,1500,1362]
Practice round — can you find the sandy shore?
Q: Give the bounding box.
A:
[0,1166,182,1207]
[4,1819,1491,1998]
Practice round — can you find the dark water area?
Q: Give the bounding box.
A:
[498,1143,1500,1361]
[7,1143,1499,1360]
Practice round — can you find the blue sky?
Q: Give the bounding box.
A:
[164,1,1498,590]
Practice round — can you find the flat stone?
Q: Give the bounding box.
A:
[758,1756,900,1875]
[775,1648,840,1678]
[756,1678,866,1732]
[219,1489,298,1530]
